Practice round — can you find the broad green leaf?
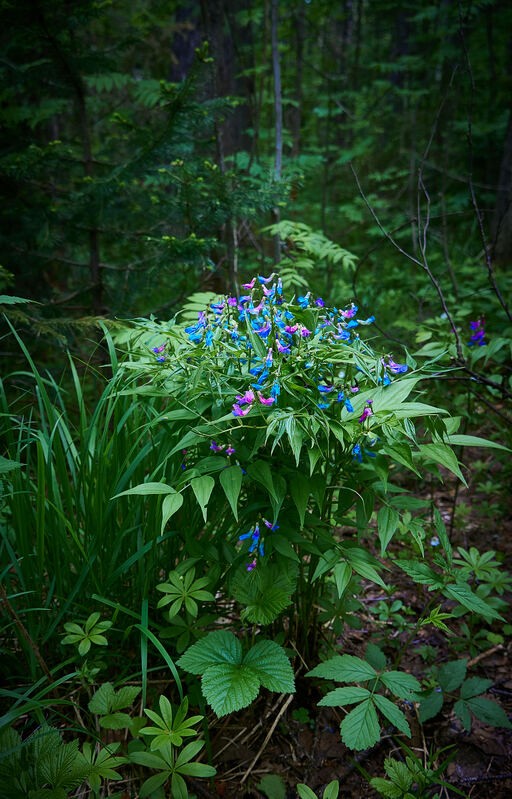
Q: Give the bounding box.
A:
[388,402,448,419]
[179,762,217,777]
[443,583,504,621]
[379,671,421,699]
[377,506,400,555]
[257,773,287,799]
[444,434,511,452]
[307,654,377,683]
[419,443,467,485]
[202,663,260,716]
[318,686,371,706]
[88,683,116,715]
[453,698,472,731]
[247,460,277,501]
[418,689,444,723]
[289,473,310,528]
[100,711,133,729]
[161,491,184,532]
[178,630,242,674]
[190,475,215,522]
[271,533,299,561]
[460,676,493,699]
[219,465,243,520]
[438,660,467,692]
[242,640,295,693]
[463,697,512,729]
[373,377,421,409]
[297,785,318,799]
[373,694,411,737]
[323,780,341,799]
[340,698,380,751]
[112,481,176,499]
[382,444,421,476]
[140,770,169,798]
[333,562,352,599]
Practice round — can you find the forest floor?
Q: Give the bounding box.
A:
[201,473,512,799]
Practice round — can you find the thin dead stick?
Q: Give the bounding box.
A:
[240,693,294,785]
[467,644,504,669]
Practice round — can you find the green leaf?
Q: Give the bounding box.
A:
[377,506,400,555]
[140,770,169,798]
[418,689,444,723]
[373,695,411,737]
[247,460,277,501]
[340,698,380,750]
[178,630,242,674]
[307,654,377,682]
[257,773,287,799]
[219,465,243,521]
[396,560,444,589]
[290,473,310,528]
[419,443,467,485]
[112,481,177,498]
[100,712,133,730]
[464,696,512,729]
[190,475,215,522]
[333,562,352,599]
[438,660,467,692]
[242,640,295,693]
[318,686,371,706]
[0,455,22,473]
[202,663,260,716]
[323,780,340,799]
[460,676,493,699]
[379,671,421,699]
[444,434,511,452]
[297,786,318,799]
[271,533,299,561]
[161,491,184,532]
[443,583,504,621]
[453,698,472,731]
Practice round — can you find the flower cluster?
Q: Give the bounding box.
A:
[174,273,386,418]
[238,518,279,571]
[469,318,486,347]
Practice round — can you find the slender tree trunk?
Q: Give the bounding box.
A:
[271,0,283,264]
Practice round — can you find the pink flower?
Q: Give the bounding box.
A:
[232,403,252,417]
[258,394,276,406]
[242,278,256,289]
[235,389,255,405]
[358,400,374,424]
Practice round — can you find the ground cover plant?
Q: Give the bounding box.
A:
[1,259,511,797]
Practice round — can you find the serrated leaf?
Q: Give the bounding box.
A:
[438,659,467,691]
[373,695,411,737]
[178,630,242,674]
[370,777,402,798]
[418,689,444,722]
[100,712,133,730]
[202,663,260,716]
[219,465,243,520]
[443,583,504,621]
[190,475,215,522]
[307,654,377,682]
[460,676,493,699]
[318,686,371,706]
[89,683,116,715]
[396,560,444,588]
[242,640,295,693]
[465,696,512,729]
[340,698,380,751]
[379,671,421,699]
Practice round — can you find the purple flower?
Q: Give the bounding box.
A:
[276,338,291,354]
[318,384,334,393]
[254,321,272,338]
[235,389,255,405]
[384,357,408,374]
[258,394,276,406]
[258,273,275,284]
[227,296,238,306]
[315,297,325,307]
[285,324,299,334]
[152,344,166,353]
[226,446,236,455]
[210,440,223,452]
[232,403,252,417]
[358,400,374,424]
[246,559,257,572]
[300,327,311,338]
[341,304,358,319]
[156,355,166,362]
[263,518,279,530]
[469,318,486,346]
[242,278,256,289]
